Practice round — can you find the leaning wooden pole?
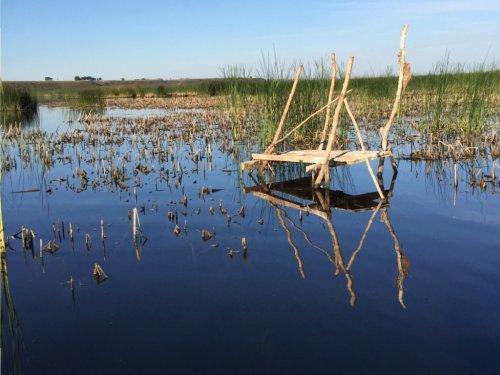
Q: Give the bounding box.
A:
[380,24,410,151]
[314,56,354,187]
[265,65,303,155]
[344,99,385,199]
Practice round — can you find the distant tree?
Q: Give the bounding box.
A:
[44,76,53,81]
[75,76,81,81]
[121,78,125,81]
[97,77,102,81]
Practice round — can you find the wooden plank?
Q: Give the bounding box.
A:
[305,150,392,172]
[241,159,266,171]
[247,150,390,167]
[251,150,347,164]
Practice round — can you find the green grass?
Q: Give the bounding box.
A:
[220,56,499,148]
[0,83,39,125]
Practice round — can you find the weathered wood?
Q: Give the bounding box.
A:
[344,99,385,199]
[315,56,354,187]
[240,159,266,171]
[247,149,390,167]
[318,53,337,150]
[380,24,409,151]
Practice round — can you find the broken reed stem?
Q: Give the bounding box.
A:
[265,64,303,154]
[344,99,385,199]
[132,207,140,241]
[101,219,105,242]
[381,24,409,151]
[39,238,43,258]
[318,52,337,150]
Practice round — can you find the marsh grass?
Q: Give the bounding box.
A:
[1,83,39,126]
[221,55,499,150]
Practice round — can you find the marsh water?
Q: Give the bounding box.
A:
[1,106,499,374]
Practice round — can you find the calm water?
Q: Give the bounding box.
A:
[1,106,499,374]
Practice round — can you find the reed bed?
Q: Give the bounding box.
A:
[1,84,39,125]
[220,57,499,152]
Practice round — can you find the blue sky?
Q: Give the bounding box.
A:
[1,0,499,80]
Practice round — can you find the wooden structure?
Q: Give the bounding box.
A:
[241,25,410,198]
[244,165,408,308]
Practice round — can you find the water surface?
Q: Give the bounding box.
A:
[1,106,499,374]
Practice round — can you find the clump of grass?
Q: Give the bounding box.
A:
[1,83,39,125]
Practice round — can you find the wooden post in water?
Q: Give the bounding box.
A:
[314,56,354,188]
[380,24,410,152]
[318,53,337,150]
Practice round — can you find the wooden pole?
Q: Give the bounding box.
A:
[318,53,337,150]
[344,99,385,199]
[380,24,410,151]
[314,56,354,187]
[265,65,303,154]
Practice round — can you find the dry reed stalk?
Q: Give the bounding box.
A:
[93,263,108,282]
[265,65,303,155]
[101,219,105,242]
[132,207,139,241]
[380,24,409,151]
[39,239,43,258]
[454,162,458,188]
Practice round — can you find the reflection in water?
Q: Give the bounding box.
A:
[245,165,408,308]
[1,175,23,374]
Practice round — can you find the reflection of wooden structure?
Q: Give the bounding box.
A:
[244,165,408,308]
[241,25,410,196]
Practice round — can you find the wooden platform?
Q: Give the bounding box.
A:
[241,150,391,171]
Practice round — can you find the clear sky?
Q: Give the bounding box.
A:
[1,0,499,80]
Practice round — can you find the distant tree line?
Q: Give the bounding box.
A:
[75,76,102,81]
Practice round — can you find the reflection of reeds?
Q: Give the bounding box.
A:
[1,253,23,374]
[1,212,23,374]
